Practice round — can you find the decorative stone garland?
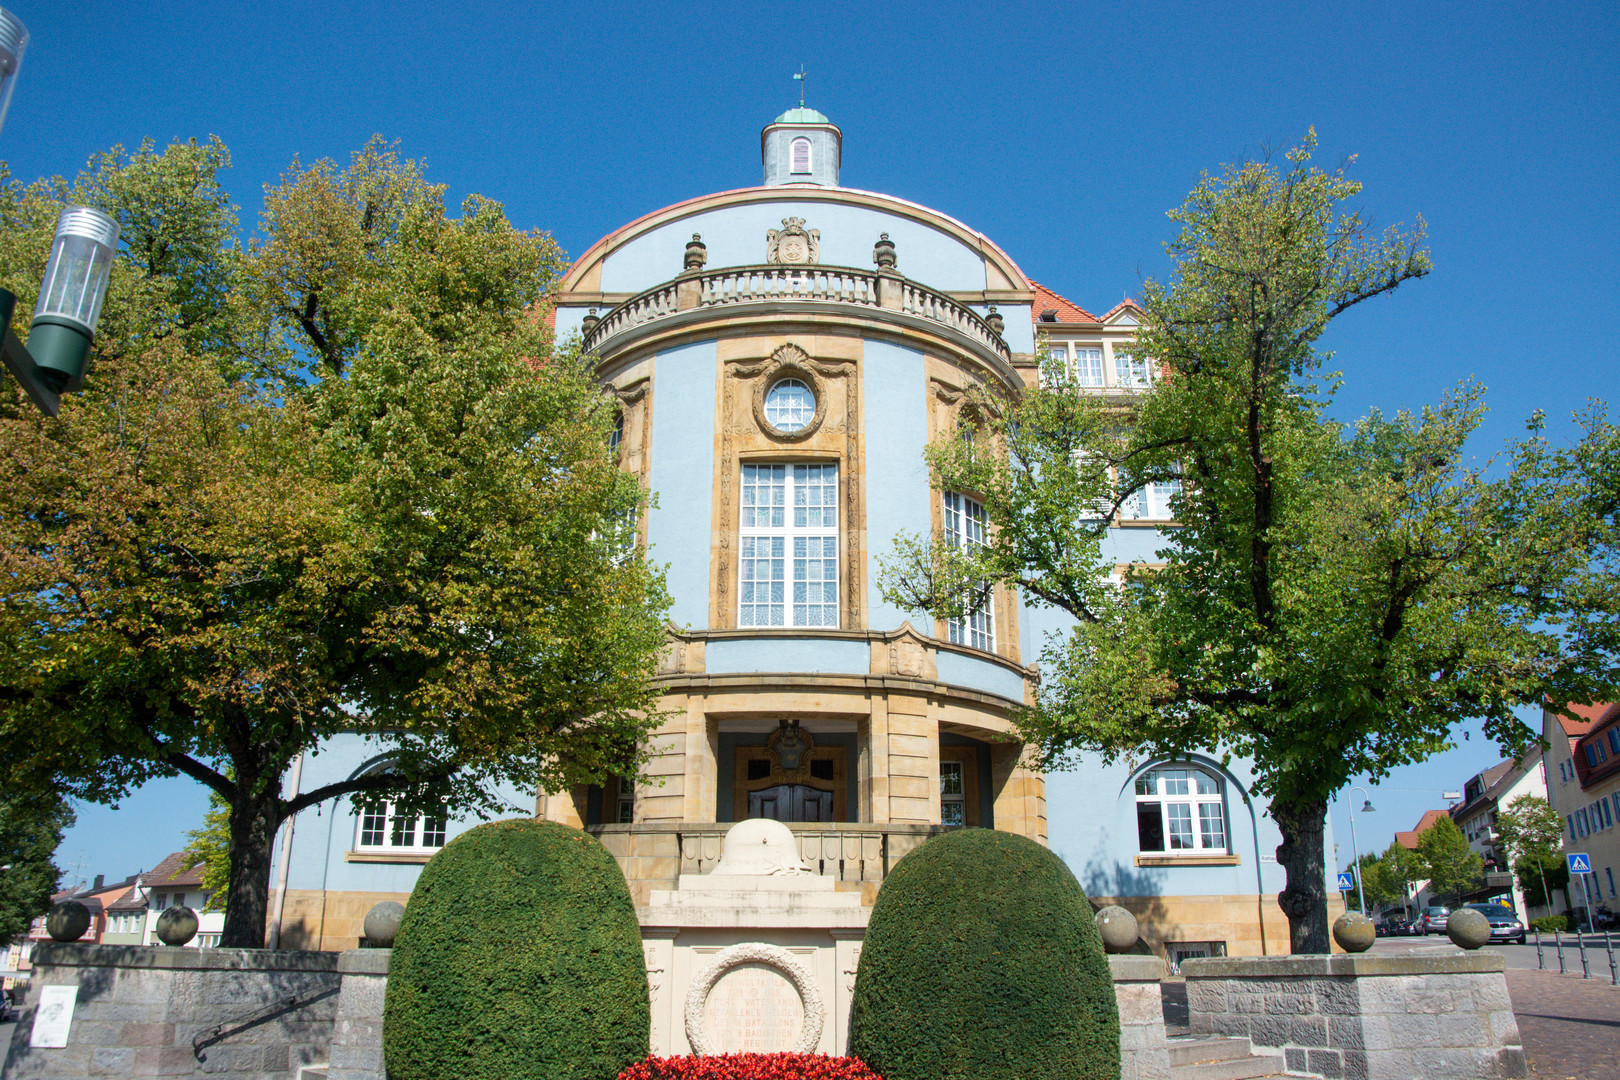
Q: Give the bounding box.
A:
[683,942,825,1055]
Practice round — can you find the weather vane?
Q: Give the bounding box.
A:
[794,64,806,108]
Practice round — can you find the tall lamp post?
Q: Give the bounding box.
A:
[1347,787,1376,916]
[0,8,122,417]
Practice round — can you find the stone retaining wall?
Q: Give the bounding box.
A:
[1182,953,1526,1080]
[3,944,343,1080]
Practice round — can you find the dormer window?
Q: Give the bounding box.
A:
[790,137,812,175]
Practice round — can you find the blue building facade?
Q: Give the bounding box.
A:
[266,109,1327,960]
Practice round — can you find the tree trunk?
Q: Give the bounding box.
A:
[221,786,282,949]
[1272,795,1330,953]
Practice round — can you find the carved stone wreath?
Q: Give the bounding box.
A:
[684,942,825,1055]
[749,344,828,441]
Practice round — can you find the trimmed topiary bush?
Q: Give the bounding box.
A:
[384,818,649,1080]
[1530,915,1569,933]
[848,828,1119,1080]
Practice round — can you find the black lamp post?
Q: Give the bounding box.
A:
[1,207,121,416]
[0,8,123,417]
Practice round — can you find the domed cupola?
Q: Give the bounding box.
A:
[761,107,841,188]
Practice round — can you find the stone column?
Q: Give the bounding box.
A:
[1110,955,1171,1080]
[328,949,389,1080]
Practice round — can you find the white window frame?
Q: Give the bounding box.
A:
[1119,471,1182,521]
[738,462,839,628]
[1113,349,1152,388]
[1135,765,1230,855]
[615,778,635,824]
[790,137,812,174]
[1072,345,1105,387]
[943,491,993,651]
[356,801,448,854]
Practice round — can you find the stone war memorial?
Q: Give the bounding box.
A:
[2,107,1531,1080]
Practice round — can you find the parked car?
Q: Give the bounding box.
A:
[1421,906,1450,934]
[1465,903,1527,944]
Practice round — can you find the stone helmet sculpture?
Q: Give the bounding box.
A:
[710,818,812,876]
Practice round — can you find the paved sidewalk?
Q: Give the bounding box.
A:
[1506,967,1620,1079]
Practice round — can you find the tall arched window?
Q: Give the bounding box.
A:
[1134,764,1228,854]
[790,137,812,175]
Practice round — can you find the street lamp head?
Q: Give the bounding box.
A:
[29,206,120,392]
[0,8,26,139]
[1361,800,1375,813]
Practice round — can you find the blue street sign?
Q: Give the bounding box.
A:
[1336,872,1356,891]
[1567,853,1592,874]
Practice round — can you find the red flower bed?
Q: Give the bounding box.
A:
[618,1052,883,1080]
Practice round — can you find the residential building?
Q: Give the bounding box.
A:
[266,106,1321,963]
[1448,751,1547,915]
[1545,702,1620,922]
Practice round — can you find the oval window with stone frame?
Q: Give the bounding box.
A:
[763,377,816,433]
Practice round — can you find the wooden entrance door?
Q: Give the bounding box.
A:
[748,784,835,822]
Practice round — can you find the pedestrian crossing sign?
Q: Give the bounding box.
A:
[1336,872,1355,891]
[1567,853,1592,874]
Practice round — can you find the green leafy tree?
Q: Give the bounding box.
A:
[1354,842,1423,913]
[1417,816,1485,906]
[181,792,232,911]
[880,132,1619,952]
[1495,793,1567,912]
[0,790,73,945]
[0,138,671,947]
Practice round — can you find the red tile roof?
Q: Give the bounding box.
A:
[1571,704,1620,789]
[1551,701,1614,739]
[1099,298,1146,322]
[1394,808,1451,850]
[1028,282,1100,325]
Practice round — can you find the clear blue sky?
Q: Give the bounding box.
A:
[3,0,1614,885]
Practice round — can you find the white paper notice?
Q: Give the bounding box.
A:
[29,985,77,1048]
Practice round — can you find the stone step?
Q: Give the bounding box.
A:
[1170,1054,1288,1080]
[1167,1036,1255,1066]
[1167,1038,1288,1080]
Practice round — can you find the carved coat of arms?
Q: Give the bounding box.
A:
[766,217,820,265]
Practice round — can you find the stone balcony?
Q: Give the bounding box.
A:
[588,821,942,906]
[580,264,1012,369]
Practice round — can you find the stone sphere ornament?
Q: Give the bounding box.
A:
[1332,912,1376,953]
[1095,905,1140,953]
[363,901,406,947]
[155,905,199,946]
[1447,908,1491,950]
[45,900,90,942]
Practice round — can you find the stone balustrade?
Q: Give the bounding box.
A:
[588,822,940,904]
[580,265,1010,362]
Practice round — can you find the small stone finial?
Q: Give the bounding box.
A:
[1094,905,1139,953]
[155,906,199,947]
[1331,911,1375,953]
[46,901,91,942]
[873,232,897,270]
[684,234,707,272]
[985,305,1005,337]
[581,307,600,335]
[363,900,406,947]
[1447,908,1491,950]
